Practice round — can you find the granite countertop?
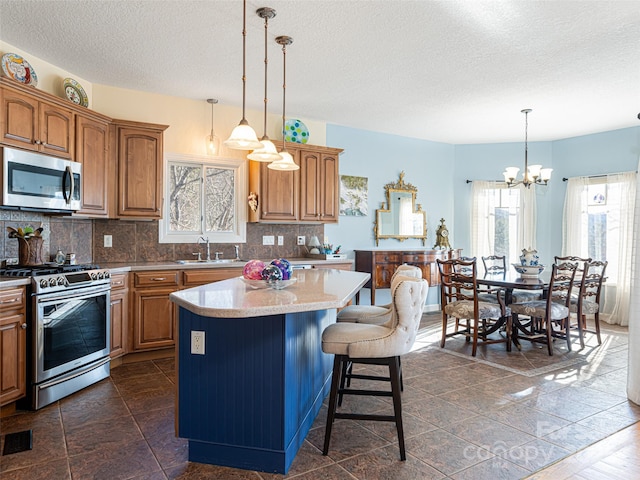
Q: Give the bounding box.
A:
[0,277,31,289]
[170,269,369,318]
[100,258,352,273]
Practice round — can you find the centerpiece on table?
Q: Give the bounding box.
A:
[512,247,545,278]
[7,224,44,265]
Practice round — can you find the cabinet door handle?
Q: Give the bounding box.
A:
[21,323,27,329]
[0,298,19,304]
[151,277,167,281]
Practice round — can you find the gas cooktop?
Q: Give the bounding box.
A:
[0,263,100,277]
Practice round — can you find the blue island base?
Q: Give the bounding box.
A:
[177,307,335,474]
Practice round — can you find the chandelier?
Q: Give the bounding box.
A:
[503,109,552,188]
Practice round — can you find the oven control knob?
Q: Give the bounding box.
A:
[49,278,57,287]
[57,277,66,286]
[40,279,49,288]
[97,272,104,279]
[104,271,111,278]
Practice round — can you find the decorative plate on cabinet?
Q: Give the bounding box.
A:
[63,78,89,107]
[284,119,309,144]
[1,53,38,86]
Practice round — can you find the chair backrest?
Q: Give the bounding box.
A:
[394,264,423,280]
[554,255,592,268]
[577,260,608,306]
[482,255,506,275]
[437,257,479,305]
[348,276,429,358]
[549,261,579,307]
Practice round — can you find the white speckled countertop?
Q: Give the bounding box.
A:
[0,277,31,289]
[170,269,369,318]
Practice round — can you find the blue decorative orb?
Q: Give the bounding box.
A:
[261,264,283,283]
[271,258,293,280]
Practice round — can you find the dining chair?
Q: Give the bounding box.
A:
[569,260,608,345]
[321,276,429,461]
[437,257,511,357]
[337,264,423,325]
[510,262,578,355]
[480,255,541,304]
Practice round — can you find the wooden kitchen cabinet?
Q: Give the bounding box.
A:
[0,287,27,407]
[112,119,168,219]
[300,149,340,223]
[354,249,462,304]
[131,271,179,351]
[74,113,111,216]
[0,82,74,158]
[109,273,129,359]
[248,141,343,223]
[181,268,242,287]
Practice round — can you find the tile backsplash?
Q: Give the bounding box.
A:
[0,210,324,265]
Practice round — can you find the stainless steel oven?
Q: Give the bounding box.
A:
[1,265,112,409]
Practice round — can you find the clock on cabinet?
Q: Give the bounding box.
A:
[434,218,451,249]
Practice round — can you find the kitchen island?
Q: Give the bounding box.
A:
[169,268,370,474]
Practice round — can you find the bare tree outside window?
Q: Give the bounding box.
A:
[205,167,234,232]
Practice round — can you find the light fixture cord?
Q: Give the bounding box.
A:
[281,41,287,152]
[210,100,215,137]
[524,110,529,184]
[262,13,269,138]
[241,0,248,123]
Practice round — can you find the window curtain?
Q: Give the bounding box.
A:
[470,181,536,259]
[627,158,640,404]
[562,173,636,326]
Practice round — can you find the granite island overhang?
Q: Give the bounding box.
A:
[169,269,370,474]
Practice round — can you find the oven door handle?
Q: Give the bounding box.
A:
[36,285,111,304]
[38,356,110,389]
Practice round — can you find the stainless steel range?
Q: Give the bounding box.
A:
[1,264,112,409]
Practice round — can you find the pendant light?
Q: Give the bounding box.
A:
[205,98,220,155]
[268,35,299,171]
[224,0,262,150]
[247,7,282,162]
[503,109,552,188]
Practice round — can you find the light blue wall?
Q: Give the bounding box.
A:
[325,123,639,302]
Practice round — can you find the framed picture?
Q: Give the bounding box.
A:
[340,175,368,216]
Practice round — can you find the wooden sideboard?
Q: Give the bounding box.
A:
[354,249,462,304]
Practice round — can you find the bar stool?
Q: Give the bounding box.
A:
[321,276,429,460]
[336,264,423,324]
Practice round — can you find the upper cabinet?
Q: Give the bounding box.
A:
[248,142,343,223]
[74,112,111,217]
[0,82,74,159]
[111,119,169,219]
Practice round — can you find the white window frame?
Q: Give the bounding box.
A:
[159,152,247,244]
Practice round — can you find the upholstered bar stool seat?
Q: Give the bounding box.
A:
[321,276,428,461]
[337,264,422,325]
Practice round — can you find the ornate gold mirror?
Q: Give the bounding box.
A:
[374,171,427,246]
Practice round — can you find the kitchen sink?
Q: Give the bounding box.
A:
[175,259,244,264]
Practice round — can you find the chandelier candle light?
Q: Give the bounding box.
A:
[268,35,299,171]
[247,7,282,162]
[224,0,262,150]
[503,109,552,188]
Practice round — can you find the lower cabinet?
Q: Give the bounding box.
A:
[131,271,179,352]
[110,273,129,358]
[0,287,27,407]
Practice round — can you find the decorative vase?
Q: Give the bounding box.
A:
[519,248,539,266]
[18,236,44,265]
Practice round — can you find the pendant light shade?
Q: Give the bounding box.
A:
[248,7,281,162]
[224,0,262,150]
[206,98,220,155]
[269,35,299,171]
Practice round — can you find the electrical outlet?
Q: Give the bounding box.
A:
[191,331,205,355]
[104,235,112,248]
[297,235,305,245]
[263,235,275,245]
[277,235,284,246]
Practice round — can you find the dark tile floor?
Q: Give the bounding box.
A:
[1,313,638,479]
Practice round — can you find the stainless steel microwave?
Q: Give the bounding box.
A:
[1,147,81,212]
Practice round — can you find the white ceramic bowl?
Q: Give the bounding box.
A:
[512,264,545,278]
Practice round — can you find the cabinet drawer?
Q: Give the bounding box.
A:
[110,273,128,290]
[375,253,401,264]
[182,268,242,287]
[0,288,25,311]
[134,271,179,287]
[402,253,429,264]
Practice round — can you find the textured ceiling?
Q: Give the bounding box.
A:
[1,0,639,144]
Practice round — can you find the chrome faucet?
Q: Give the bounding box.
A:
[199,236,211,261]
[234,245,240,261]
